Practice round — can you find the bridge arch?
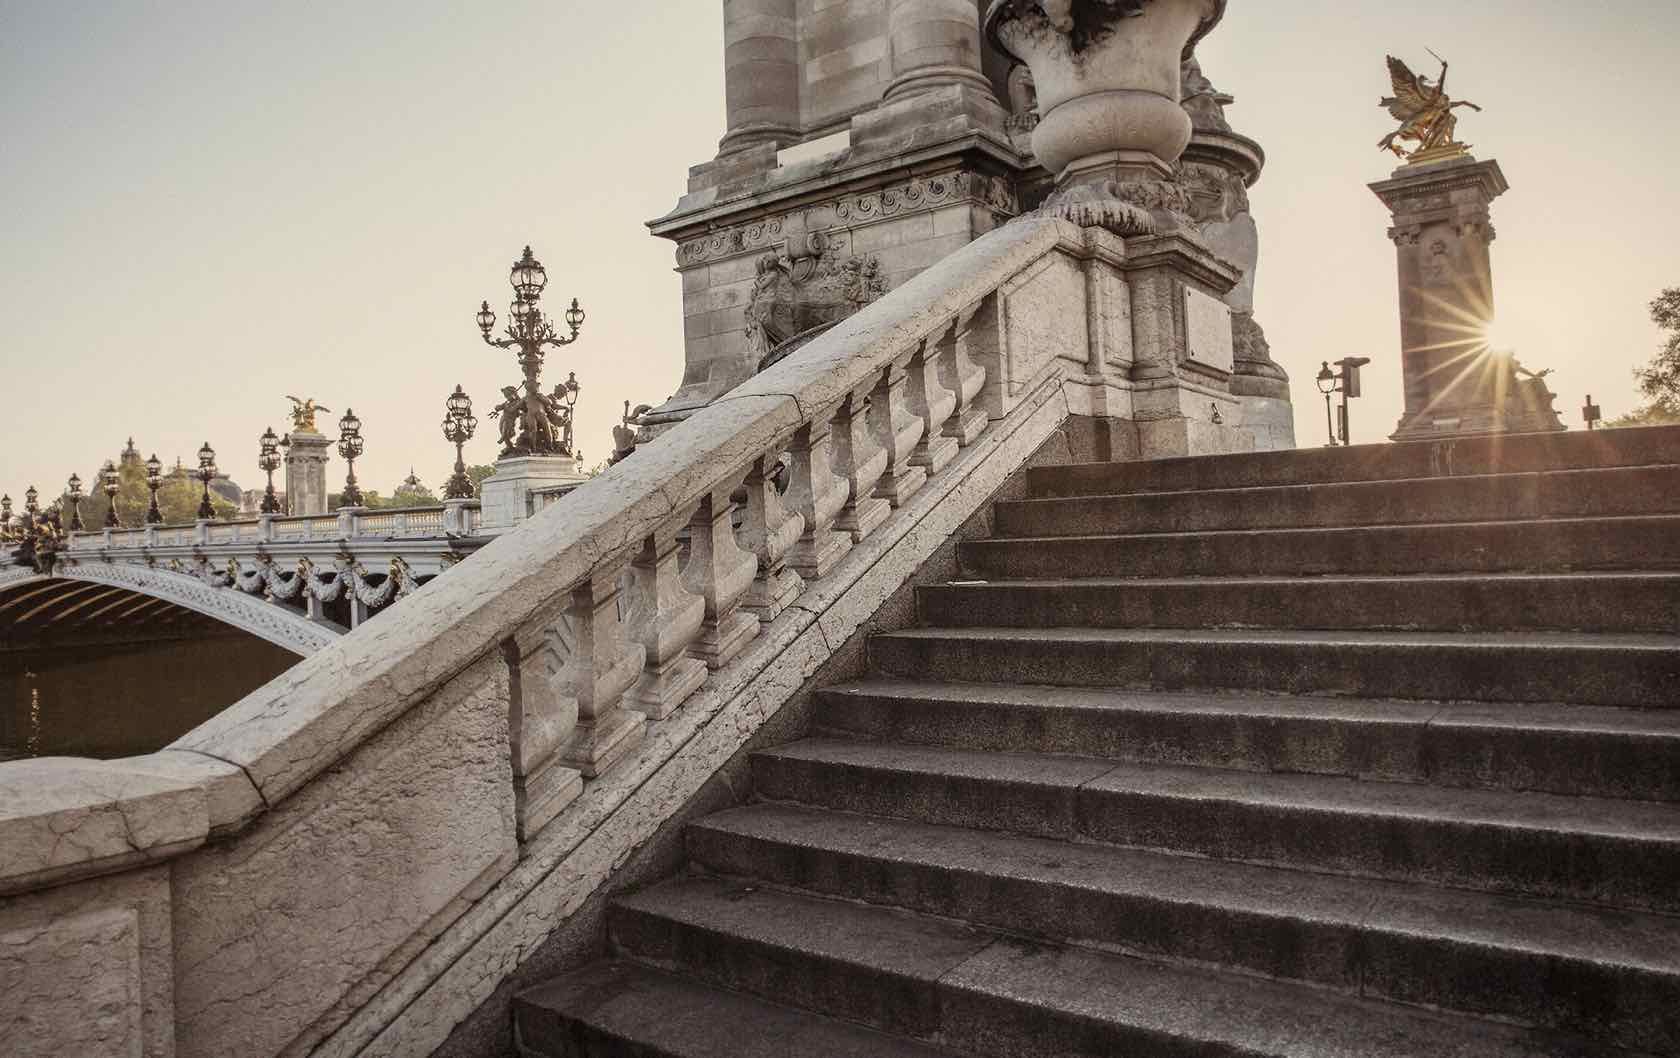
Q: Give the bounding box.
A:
[0,562,339,656]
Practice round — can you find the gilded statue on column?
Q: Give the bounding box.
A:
[1378,53,1483,163]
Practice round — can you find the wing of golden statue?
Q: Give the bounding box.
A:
[1382,55,1432,120]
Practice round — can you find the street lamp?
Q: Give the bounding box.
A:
[0,494,11,541]
[476,246,585,457]
[144,454,164,524]
[101,461,121,527]
[258,427,283,514]
[336,409,365,507]
[24,485,39,517]
[442,385,479,499]
[66,473,85,532]
[1316,358,1372,447]
[196,442,218,520]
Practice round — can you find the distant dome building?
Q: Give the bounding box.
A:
[392,469,432,506]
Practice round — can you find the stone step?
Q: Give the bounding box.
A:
[957,514,1680,579]
[751,739,1680,912]
[1027,424,1680,498]
[688,803,1680,1052]
[602,876,1618,1058]
[814,680,1680,801]
[916,573,1680,635]
[868,626,1680,708]
[994,465,1680,537]
[513,959,963,1058]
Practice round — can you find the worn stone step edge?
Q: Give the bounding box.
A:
[1025,426,1680,498]
[604,875,1630,1058]
[957,514,1680,578]
[915,573,1680,635]
[685,802,1680,1052]
[996,465,1680,536]
[751,739,1680,912]
[814,679,1680,801]
[868,626,1680,709]
[513,958,965,1058]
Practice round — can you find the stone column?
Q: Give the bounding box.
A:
[282,428,330,516]
[885,0,997,100]
[1370,155,1559,439]
[717,0,801,156]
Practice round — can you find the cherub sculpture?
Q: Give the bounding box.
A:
[285,396,331,432]
[1378,53,1482,161]
[488,385,522,453]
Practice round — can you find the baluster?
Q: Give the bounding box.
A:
[870,348,928,507]
[907,328,959,474]
[556,555,648,778]
[831,378,890,542]
[681,481,759,669]
[740,449,806,622]
[506,623,582,842]
[940,301,990,446]
[625,520,707,719]
[784,408,852,579]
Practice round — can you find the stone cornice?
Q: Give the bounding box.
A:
[1369,156,1509,214]
[1181,127,1264,186]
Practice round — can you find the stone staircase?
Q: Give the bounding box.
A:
[515,427,1680,1058]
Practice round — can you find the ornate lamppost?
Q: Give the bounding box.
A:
[476,246,585,457]
[258,427,283,514]
[336,409,365,507]
[144,454,164,524]
[1,494,12,541]
[441,385,479,499]
[101,461,122,527]
[195,443,218,520]
[66,473,85,532]
[24,485,39,518]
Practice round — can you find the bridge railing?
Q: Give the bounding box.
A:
[63,502,482,553]
[1,216,1106,1057]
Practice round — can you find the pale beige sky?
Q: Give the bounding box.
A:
[2,0,1675,498]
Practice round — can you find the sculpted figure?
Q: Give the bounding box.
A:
[285,396,331,432]
[489,386,521,452]
[1379,53,1483,161]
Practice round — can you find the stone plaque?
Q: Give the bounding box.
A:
[1183,286,1234,374]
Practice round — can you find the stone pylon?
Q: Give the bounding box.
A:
[282,427,331,516]
[1370,155,1563,439]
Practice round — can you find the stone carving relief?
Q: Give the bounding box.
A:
[1181,57,1232,132]
[747,238,888,371]
[676,171,1016,267]
[991,0,1226,58]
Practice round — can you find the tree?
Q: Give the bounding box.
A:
[66,460,235,527]
[1605,397,1680,429]
[1634,287,1680,406]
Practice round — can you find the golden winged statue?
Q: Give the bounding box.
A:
[285,396,331,432]
[1378,53,1482,162]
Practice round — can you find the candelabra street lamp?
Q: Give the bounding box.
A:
[442,385,479,499]
[101,461,122,527]
[258,427,283,514]
[1,494,12,541]
[144,454,164,524]
[476,246,586,458]
[1316,357,1372,447]
[66,473,85,532]
[196,443,218,520]
[24,486,39,517]
[336,409,365,507]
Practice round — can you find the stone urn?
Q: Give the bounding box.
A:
[985,0,1227,233]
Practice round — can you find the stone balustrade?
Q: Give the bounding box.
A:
[0,214,1234,1057]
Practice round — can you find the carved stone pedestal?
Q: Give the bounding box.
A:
[1370,155,1563,440]
[479,455,588,533]
[282,429,331,516]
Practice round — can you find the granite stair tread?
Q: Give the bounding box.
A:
[600,876,1627,1058]
[757,738,1680,842]
[514,959,965,1058]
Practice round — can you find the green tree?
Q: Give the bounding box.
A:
[1605,396,1680,429]
[1636,287,1680,406]
[66,460,234,528]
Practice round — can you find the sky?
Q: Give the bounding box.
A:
[2,0,1676,500]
